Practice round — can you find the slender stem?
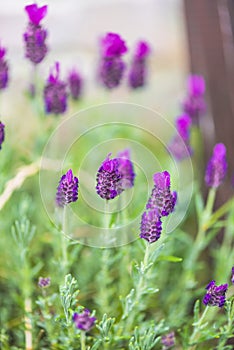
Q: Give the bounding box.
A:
[80,331,86,350]
[189,306,209,348]
[24,298,33,350]
[62,205,68,273]
[205,196,234,231]
[204,188,216,219]
[125,242,150,331]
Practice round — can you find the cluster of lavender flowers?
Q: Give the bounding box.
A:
[99,32,151,90]
[96,150,135,200]
[168,74,206,161]
[140,171,177,243]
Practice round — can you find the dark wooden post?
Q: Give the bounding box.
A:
[184,0,234,202]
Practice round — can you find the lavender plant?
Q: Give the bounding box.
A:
[1,3,234,350]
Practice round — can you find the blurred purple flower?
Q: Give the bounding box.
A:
[56,169,79,207]
[0,121,5,149]
[203,280,228,307]
[68,68,83,100]
[140,209,162,243]
[231,266,234,284]
[99,32,127,89]
[23,3,48,64]
[0,44,9,89]
[44,62,67,115]
[168,114,192,161]
[73,309,96,331]
[147,171,177,216]
[182,74,206,122]
[96,154,123,200]
[117,149,135,190]
[205,143,227,188]
[38,277,51,288]
[128,40,150,89]
[161,331,175,349]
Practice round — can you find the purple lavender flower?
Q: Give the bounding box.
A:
[146,171,177,216]
[44,62,67,115]
[38,277,51,288]
[117,149,135,189]
[23,4,48,64]
[205,143,227,188]
[0,44,9,90]
[56,169,78,207]
[182,74,206,122]
[161,332,175,349]
[96,154,123,200]
[73,309,96,331]
[231,266,234,284]
[0,121,5,149]
[140,209,162,243]
[168,114,192,161]
[68,68,83,100]
[99,32,127,89]
[128,40,150,89]
[203,280,228,307]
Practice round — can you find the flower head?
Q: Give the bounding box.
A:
[25,4,47,26]
[231,266,234,284]
[203,280,228,307]
[161,332,175,349]
[182,74,206,121]
[44,62,67,114]
[73,309,96,331]
[96,154,123,200]
[128,40,150,89]
[0,44,9,89]
[99,32,127,89]
[101,32,127,58]
[38,277,51,288]
[117,149,135,189]
[187,74,205,97]
[140,209,162,243]
[56,169,79,207]
[205,143,227,188]
[0,121,5,149]
[23,4,48,64]
[146,171,177,216]
[68,68,83,100]
[168,114,192,161]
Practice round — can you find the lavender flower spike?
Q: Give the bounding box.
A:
[188,74,205,97]
[205,143,227,188]
[140,209,162,243]
[168,114,192,161]
[44,62,67,115]
[38,277,51,288]
[56,169,78,207]
[99,32,128,89]
[96,154,123,200]
[68,68,83,100]
[0,121,5,149]
[23,3,48,64]
[231,266,234,284]
[146,171,177,216]
[128,40,151,89]
[73,309,96,331]
[117,149,135,190]
[203,280,228,307]
[0,44,9,89]
[161,331,175,349]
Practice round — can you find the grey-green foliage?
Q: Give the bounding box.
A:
[129,322,165,350]
[11,216,36,262]
[96,313,115,342]
[60,274,79,325]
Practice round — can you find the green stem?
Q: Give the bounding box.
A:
[189,306,209,348]
[80,331,86,350]
[204,188,216,219]
[205,196,234,231]
[62,206,68,273]
[125,242,150,331]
